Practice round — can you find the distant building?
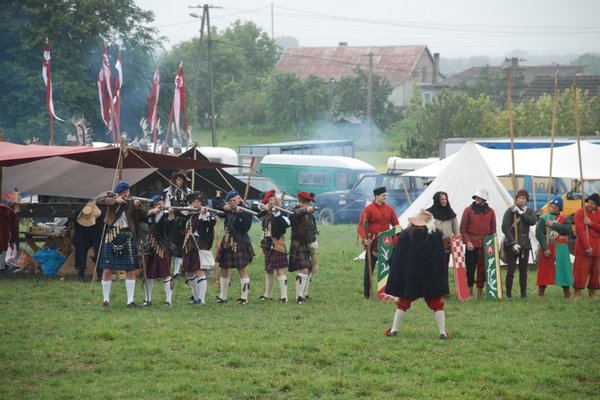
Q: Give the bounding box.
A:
[276,44,444,106]
[440,65,585,87]
[522,76,600,100]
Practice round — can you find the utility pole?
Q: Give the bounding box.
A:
[271,3,275,39]
[366,52,374,143]
[189,4,221,147]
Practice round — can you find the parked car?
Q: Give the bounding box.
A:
[232,175,297,209]
[315,173,429,224]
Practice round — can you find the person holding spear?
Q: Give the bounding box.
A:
[357,187,399,300]
[573,193,600,299]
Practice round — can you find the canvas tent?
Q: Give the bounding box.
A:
[398,141,539,257]
[404,141,600,179]
[0,142,232,199]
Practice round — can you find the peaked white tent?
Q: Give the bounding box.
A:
[404,141,600,179]
[398,141,539,258]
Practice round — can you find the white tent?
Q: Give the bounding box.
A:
[404,141,600,179]
[398,141,539,259]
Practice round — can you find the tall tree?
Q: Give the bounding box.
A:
[0,0,160,144]
[332,67,398,131]
[266,72,331,138]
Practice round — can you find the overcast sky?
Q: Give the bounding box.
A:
[135,0,600,58]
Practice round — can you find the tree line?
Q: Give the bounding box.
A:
[1,0,598,157]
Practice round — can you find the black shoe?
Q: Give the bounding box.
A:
[304,295,311,301]
[384,328,397,337]
[439,333,451,340]
[127,302,139,308]
[216,297,228,304]
[259,295,272,301]
[164,302,172,308]
[102,300,109,307]
[142,300,152,307]
[279,298,287,304]
[236,298,248,305]
[296,296,305,304]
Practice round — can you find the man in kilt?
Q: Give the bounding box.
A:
[214,190,254,304]
[288,192,319,304]
[182,192,217,305]
[254,189,291,303]
[96,181,146,308]
[142,195,177,307]
[163,170,192,277]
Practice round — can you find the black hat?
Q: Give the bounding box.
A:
[186,192,205,204]
[373,186,387,196]
[586,193,600,206]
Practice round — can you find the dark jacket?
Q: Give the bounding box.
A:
[501,206,536,249]
[385,228,449,298]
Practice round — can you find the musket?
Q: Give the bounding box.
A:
[230,205,258,216]
[165,206,224,216]
[106,193,154,203]
[272,205,293,216]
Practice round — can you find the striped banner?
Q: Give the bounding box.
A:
[483,234,503,300]
[376,225,401,301]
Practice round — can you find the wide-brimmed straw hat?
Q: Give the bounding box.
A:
[77,200,102,227]
[408,209,433,227]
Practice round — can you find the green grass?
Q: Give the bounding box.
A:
[1,224,599,399]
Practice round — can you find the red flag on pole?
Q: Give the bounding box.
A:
[148,64,160,152]
[42,39,63,145]
[172,62,188,142]
[113,52,123,137]
[98,45,118,143]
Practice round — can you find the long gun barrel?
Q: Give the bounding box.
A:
[272,205,293,216]
[230,205,259,216]
[166,206,224,216]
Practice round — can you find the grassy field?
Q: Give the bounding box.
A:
[1,224,598,399]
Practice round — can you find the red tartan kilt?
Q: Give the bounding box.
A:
[265,249,288,271]
[288,241,312,272]
[145,251,171,279]
[182,248,201,273]
[216,242,254,269]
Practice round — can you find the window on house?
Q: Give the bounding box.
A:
[423,93,432,104]
[421,67,428,82]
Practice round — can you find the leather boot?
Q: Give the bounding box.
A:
[477,287,483,299]
[520,288,527,298]
[469,286,474,297]
[538,286,545,298]
[589,289,597,299]
[563,287,571,299]
[506,289,512,299]
[574,288,582,300]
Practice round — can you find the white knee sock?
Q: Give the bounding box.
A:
[278,274,288,301]
[187,275,198,300]
[219,276,230,300]
[240,277,250,300]
[102,280,112,302]
[198,277,207,304]
[144,278,154,302]
[125,279,136,305]
[264,274,275,298]
[392,309,407,332]
[296,273,308,299]
[173,257,182,275]
[304,273,312,297]
[434,310,446,335]
[163,277,173,304]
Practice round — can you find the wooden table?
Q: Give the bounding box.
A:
[21,231,71,255]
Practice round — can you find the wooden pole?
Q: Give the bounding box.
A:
[505,60,518,240]
[546,66,559,247]
[573,75,589,240]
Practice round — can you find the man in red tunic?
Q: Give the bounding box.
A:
[460,187,496,299]
[573,193,600,299]
[357,187,399,299]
